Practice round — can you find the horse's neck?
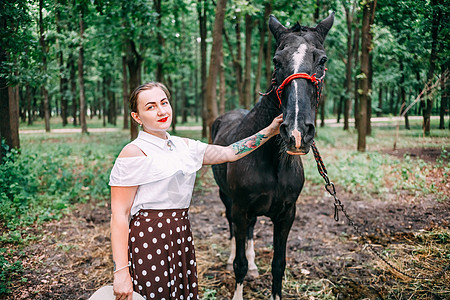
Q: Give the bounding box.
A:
[230,93,280,153]
[243,93,280,131]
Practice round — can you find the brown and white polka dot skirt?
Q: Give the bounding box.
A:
[128,208,199,300]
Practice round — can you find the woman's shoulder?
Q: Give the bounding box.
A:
[169,135,188,144]
[118,144,146,158]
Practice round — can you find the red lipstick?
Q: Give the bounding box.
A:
[157,117,169,123]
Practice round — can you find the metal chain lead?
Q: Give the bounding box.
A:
[311,141,449,280]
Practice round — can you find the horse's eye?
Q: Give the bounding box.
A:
[319,56,327,65]
[273,58,282,69]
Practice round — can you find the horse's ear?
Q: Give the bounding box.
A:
[269,15,287,43]
[315,12,335,42]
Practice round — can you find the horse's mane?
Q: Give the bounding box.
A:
[289,23,313,34]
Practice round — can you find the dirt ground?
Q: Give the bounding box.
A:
[7,148,449,300]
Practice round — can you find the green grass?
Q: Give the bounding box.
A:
[1,114,448,296]
[302,117,449,199]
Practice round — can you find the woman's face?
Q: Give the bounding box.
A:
[131,87,173,138]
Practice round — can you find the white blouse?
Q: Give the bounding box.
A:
[109,131,208,216]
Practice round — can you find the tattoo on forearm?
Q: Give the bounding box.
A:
[232,133,268,155]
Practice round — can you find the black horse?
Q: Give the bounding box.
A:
[211,13,334,300]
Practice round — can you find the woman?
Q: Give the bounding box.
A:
[109,82,283,300]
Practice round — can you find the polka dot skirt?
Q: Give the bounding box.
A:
[128,208,199,300]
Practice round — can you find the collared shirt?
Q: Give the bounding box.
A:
[109,131,208,215]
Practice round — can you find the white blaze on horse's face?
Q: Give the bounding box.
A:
[292,44,308,73]
[292,43,308,151]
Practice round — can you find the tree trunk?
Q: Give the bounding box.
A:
[399,61,410,129]
[337,95,344,123]
[219,47,226,115]
[424,0,441,136]
[126,39,142,140]
[198,0,208,138]
[204,0,227,141]
[265,19,273,86]
[235,13,244,107]
[253,18,265,104]
[154,0,164,82]
[60,48,68,126]
[440,65,448,129]
[320,92,326,127]
[112,89,117,126]
[377,84,382,117]
[243,14,253,109]
[343,2,354,131]
[78,11,87,134]
[194,40,199,122]
[56,2,68,126]
[69,52,78,126]
[9,84,20,149]
[26,84,32,125]
[357,0,376,152]
[367,51,373,136]
[107,76,116,125]
[39,0,50,132]
[122,56,129,129]
[102,77,106,127]
[353,16,360,130]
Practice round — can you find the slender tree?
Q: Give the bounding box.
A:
[39,0,51,132]
[78,5,88,134]
[357,0,377,152]
[56,0,68,126]
[243,13,253,109]
[153,0,164,82]
[122,55,129,129]
[342,0,357,130]
[204,0,227,140]
[423,0,442,136]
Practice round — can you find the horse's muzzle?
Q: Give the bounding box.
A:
[287,150,306,155]
[286,147,310,155]
[280,123,314,156]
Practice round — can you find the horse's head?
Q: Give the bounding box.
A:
[269,13,334,155]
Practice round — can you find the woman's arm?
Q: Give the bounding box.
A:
[110,186,137,300]
[203,114,283,165]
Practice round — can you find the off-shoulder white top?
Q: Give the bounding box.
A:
[109,131,208,216]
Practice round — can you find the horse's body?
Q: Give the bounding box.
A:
[211,14,334,300]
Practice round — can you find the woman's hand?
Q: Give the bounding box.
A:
[265,114,283,137]
[113,269,133,300]
[203,113,284,165]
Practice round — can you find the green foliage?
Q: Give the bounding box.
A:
[0,133,124,245]
[0,248,24,295]
[0,132,126,296]
[0,140,39,232]
[201,288,217,299]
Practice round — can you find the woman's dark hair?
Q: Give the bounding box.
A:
[129,82,171,113]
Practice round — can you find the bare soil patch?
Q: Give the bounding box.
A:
[7,164,449,299]
[382,147,448,163]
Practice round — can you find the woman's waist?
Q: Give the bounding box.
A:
[132,207,189,220]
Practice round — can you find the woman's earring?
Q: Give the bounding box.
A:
[139,123,143,127]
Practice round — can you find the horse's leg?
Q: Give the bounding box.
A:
[232,207,248,300]
[270,205,296,300]
[246,217,258,278]
[220,190,235,271]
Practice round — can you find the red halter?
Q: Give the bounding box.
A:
[275,68,327,108]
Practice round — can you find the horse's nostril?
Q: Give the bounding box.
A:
[304,124,315,144]
[280,124,289,140]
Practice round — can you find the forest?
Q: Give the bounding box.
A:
[1,0,448,152]
[0,0,449,299]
